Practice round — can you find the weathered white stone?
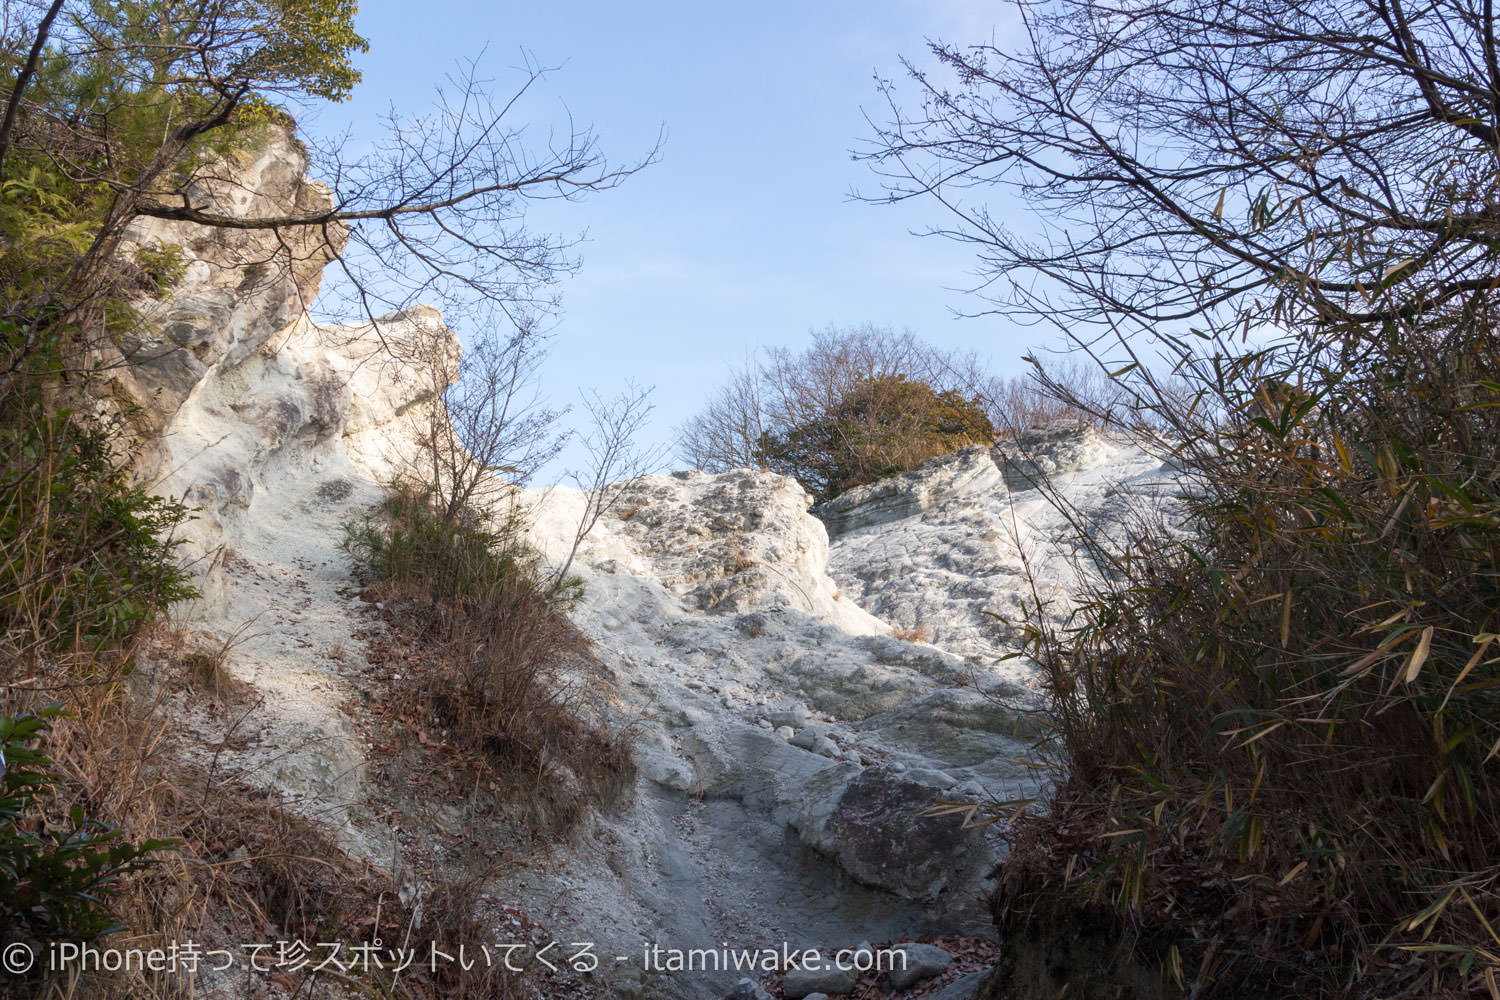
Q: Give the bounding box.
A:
[136,128,1177,1000]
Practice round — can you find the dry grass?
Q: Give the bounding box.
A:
[0,463,585,999]
[345,483,635,841]
[998,316,1500,996]
[726,538,756,574]
[154,626,253,704]
[891,624,929,644]
[1,662,537,1000]
[615,498,649,521]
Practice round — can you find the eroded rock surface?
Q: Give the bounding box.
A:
[110,127,346,444]
[823,430,1173,662]
[135,131,1177,999]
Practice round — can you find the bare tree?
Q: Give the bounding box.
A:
[405,315,567,525]
[861,3,1500,991]
[673,354,767,473]
[553,382,665,588]
[0,1,654,357]
[862,0,1500,438]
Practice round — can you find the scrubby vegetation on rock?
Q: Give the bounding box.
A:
[344,482,633,837]
[870,0,1500,995]
[758,373,994,505]
[676,326,998,503]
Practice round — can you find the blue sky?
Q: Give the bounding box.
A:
[320,1,1035,480]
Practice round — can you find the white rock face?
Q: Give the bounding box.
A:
[133,135,1176,998]
[526,468,885,634]
[144,306,456,828]
[823,430,1174,662]
[109,127,345,445]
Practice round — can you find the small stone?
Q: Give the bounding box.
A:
[775,725,796,740]
[611,965,648,999]
[885,942,952,991]
[767,701,811,728]
[757,718,773,730]
[784,963,857,998]
[789,725,824,750]
[930,970,986,999]
[813,736,841,758]
[906,767,958,789]
[721,977,773,1000]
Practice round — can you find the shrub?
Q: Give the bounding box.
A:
[0,410,196,663]
[677,325,1109,499]
[676,325,986,475]
[0,318,196,670]
[343,484,628,832]
[869,0,1500,992]
[680,325,1006,501]
[0,706,172,945]
[998,322,1500,994]
[758,374,994,503]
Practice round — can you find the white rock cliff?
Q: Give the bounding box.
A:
[131,130,1175,999]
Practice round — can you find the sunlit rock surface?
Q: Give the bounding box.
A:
[137,130,1176,999]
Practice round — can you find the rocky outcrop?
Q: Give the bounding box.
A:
[819,446,1006,538]
[527,468,882,633]
[109,127,346,447]
[824,425,1172,662]
[133,130,1179,999]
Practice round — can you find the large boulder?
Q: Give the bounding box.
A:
[798,768,996,905]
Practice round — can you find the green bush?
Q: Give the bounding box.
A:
[0,377,196,661]
[343,484,627,833]
[342,482,582,609]
[758,374,994,503]
[676,324,1016,490]
[0,706,173,944]
[343,485,587,734]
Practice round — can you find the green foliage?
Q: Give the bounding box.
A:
[0,163,108,324]
[0,339,196,658]
[342,482,572,613]
[342,485,622,832]
[229,0,369,103]
[130,242,187,299]
[757,374,994,503]
[0,0,367,338]
[0,706,173,943]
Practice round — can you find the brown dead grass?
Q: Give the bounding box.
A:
[0,544,597,1000]
[891,624,929,644]
[358,587,635,843]
[0,659,538,1000]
